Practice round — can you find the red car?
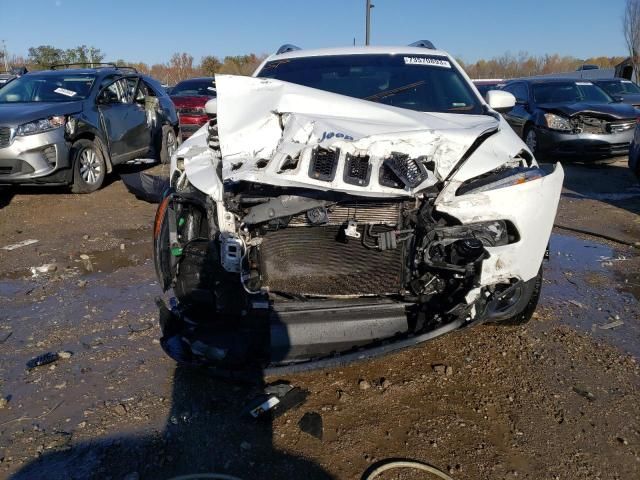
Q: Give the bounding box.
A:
[169,77,216,140]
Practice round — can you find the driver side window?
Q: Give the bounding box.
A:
[98,78,130,105]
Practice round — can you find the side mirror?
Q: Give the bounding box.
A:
[486,90,516,112]
[612,95,624,103]
[205,98,217,117]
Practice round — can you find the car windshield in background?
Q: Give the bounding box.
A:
[0,74,95,103]
[532,82,613,104]
[170,79,216,96]
[475,83,501,96]
[258,54,482,114]
[597,80,640,95]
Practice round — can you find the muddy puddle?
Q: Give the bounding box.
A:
[0,255,168,430]
[542,233,639,356]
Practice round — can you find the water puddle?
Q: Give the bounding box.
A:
[542,233,639,357]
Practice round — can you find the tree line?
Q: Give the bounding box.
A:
[1,45,266,85]
[458,52,627,79]
[0,44,630,84]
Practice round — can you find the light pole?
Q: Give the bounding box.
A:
[2,40,9,71]
[365,0,374,45]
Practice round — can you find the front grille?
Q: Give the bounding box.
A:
[0,127,11,148]
[260,225,403,296]
[288,201,402,227]
[384,153,428,188]
[573,116,635,135]
[379,163,405,189]
[343,154,371,186]
[308,147,339,181]
[177,107,205,115]
[608,121,635,133]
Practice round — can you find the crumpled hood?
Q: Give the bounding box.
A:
[213,74,500,197]
[537,101,638,120]
[0,101,83,126]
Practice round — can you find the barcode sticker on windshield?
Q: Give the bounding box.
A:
[54,87,77,97]
[622,80,633,83]
[207,86,216,91]
[576,82,593,86]
[404,57,451,68]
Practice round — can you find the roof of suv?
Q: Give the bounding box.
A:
[26,68,125,76]
[265,45,450,62]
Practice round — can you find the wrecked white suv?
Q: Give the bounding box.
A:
[153,42,564,374]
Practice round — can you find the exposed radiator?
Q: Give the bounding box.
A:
[260,225,404,296]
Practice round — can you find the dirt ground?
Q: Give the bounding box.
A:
[0,159,638,480]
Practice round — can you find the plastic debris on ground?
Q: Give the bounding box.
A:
[2,239,38,251]
[26,351,73,370]
[245,381,309,419]
[120,172,170,203]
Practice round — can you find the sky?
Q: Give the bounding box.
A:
[0,0,630,65]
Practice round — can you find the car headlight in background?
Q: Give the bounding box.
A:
[16,116,66,136]
[543,113,572,131]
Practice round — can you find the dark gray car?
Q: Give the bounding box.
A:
[0,64,179,193]
[593,78,640,108]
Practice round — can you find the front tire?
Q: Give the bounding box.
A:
[486,266,543,326]
[71,139,106,194]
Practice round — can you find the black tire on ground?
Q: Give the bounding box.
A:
[487,266,543,326]
[159,125,178,165]
[70,139,106,194]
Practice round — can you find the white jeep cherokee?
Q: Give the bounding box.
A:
[153,41,564,374]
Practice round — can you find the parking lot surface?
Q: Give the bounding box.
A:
[0,160,639,480]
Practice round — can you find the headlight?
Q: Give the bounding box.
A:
[16,116,66,136]
[544,113,572,131]
[457,167,545,195]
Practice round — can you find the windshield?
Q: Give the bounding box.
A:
[532,82,613,104]
[171,79,216,97]
[0,74,95,103]
[257,54,482,114]
[597,80,640,95]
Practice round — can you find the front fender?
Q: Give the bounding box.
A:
[436,163,564,284]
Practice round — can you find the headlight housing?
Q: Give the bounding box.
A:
[457,167,545,195]
[544,113,572,131]
[16,116,66,136]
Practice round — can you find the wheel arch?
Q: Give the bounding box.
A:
[70,131,113,173]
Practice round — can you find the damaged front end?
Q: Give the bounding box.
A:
[153,75,564,373]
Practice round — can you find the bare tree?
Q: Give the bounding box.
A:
[624,0,640,81]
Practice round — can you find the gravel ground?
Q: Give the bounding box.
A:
[0,159,638,480]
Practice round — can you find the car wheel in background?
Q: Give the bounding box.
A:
[71,139,106,194]
[160,126,178,165]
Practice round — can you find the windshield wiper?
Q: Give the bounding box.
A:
[364,80,426,103]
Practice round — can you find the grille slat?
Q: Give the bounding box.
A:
[343,154,371,186]
[0,127,11,148]
[309,147,339,181]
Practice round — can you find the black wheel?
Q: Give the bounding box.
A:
[159,125,178,165]
[523,125,538,155]
[71,139,106,193]
[486,266,543,326]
